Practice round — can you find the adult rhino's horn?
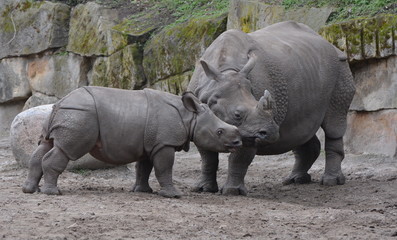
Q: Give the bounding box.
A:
[258,90,274,111]
[240,52,257,77]
[200,60,222,81]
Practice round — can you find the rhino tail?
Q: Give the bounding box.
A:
[43,103,61,140]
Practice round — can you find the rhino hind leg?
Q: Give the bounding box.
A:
[283,135,321,185]
[321,136,346,186]
[22,139,53,193]
[221,147,256,196]
[41,146,70,195]
[132,159,153,193]
[191,149,219,193]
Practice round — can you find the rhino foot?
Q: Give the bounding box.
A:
[221,184,248,196]
[41,186,62,195]
[191,179,218,193]
[282,172,312,185]
[158,186,182,198]
[132,184,153,193]
[320,172,345,186]
[22,181,40,194]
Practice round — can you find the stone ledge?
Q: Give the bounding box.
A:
[319,14,397,62]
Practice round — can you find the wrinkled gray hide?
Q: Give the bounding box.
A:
[22,86,241,198]
[188,21,356,195]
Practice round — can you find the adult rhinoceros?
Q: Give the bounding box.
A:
[188,21,356,195]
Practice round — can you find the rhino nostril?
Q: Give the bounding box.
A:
[232,140,242,146]
[259,131,267,137]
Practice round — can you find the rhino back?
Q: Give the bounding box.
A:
[85,87,147,164]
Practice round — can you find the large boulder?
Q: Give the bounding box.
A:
[227,0,334,32]
[0,1,70,59]
[350,56,397,111]
[0,57,31,103]
[345,110,397,158]
[10,104,115,170]
[24,51,91,109]
[89,44,146,90]
[143,14,227,85]
[66,2,127,56]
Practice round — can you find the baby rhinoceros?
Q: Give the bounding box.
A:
[22,86,242,198]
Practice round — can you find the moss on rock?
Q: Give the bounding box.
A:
[150,71,193,96]
[319,14,397,62]
[66,2,129,57]
[0,1,70,59]
[90,44,146,90]
[143,13,227,84]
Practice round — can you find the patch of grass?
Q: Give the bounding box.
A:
[281,0,396,23]
[155,0,229,24]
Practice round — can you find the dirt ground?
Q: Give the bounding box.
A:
[0,136,396,240]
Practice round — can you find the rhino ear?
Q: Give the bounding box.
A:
[240,52,257,77]
[200,60,222,81]
[182,92,204,113]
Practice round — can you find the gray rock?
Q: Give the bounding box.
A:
[66,2,127,56]
[27,52,90,99]
[0,100,25,137]
[319,15,397,62]
[23,92,59,111]
[350,56,397,111]
[10,104,115,169]
[345,110,397,158]
[143,14,227,84]
[150,71,192,95]
[89,44,145,90]
[0,1,70,59]
[0,57,31,103]
[227,0,333,32]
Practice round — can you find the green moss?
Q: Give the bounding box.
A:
[319,14,397,61]
[239,4,258,33]
[143,13,226,83]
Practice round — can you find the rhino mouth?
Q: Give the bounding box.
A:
[225,141,242,152]
[242,131,279,146]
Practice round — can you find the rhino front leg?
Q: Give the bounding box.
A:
[191,148,219,193]
[41,146,69,195]
[221,147,256,196]
[321,136,345,185]
[152,147,182,198]
[283,135,321,185]
[132,159,153,193]
[22,139,53,193]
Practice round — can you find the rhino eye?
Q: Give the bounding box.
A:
[216,129,224,136]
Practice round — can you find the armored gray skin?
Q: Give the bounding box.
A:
[188,21,356,195]
[22,86,242,198]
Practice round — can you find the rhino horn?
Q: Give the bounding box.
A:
[200,60,223,81]
[240,52,257,77]
[258,90,275,111]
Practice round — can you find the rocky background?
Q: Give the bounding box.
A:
[0,0,396,160]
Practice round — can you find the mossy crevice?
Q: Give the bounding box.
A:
[319,14,397,62]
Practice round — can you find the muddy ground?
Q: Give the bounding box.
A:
[0,136,396,240]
